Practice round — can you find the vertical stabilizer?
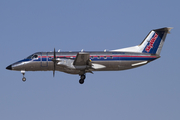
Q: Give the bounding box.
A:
[140,27,173,55]
[111,27,172,55]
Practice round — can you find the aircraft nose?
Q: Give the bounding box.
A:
[6,65,12,70]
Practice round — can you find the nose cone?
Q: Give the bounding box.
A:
[6,65,12,70]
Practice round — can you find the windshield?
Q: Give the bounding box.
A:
[26,54,34,59]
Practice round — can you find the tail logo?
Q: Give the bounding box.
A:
[145,33,158,52]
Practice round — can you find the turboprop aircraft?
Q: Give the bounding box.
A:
[6,27,172,84]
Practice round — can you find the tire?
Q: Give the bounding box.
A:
[22,77,26,82]
[79,79,84,84]
[81,75,86,80]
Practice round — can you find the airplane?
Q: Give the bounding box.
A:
[6,27,172,84]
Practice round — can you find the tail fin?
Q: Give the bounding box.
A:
[111,27,173,55]
[140,27,173,55]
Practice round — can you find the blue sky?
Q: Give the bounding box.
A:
[0,0,180,120]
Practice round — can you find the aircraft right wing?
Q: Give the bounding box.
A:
[73,52,106,70]
[73,52,90,66]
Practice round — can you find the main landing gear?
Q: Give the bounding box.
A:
[21,70,26,82]
[79,74,86,84]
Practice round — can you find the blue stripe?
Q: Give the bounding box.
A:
[19,56,156,63]
[91,57,156,61]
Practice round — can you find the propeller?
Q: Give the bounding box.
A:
[52,48,57,77]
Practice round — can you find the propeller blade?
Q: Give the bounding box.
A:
[53,48,56,77]
[54,48,56,59]
[53,69,55,77]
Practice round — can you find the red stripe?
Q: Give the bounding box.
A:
[91,55,157,58]
[40,55,157,58]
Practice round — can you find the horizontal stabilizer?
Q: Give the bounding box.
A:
[92,63,106,69]
[131,61,148,66]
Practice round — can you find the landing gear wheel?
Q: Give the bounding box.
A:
[79,74,86,84]
[79,79,84,84]
[81,75,86,80]
[22,77,26,82]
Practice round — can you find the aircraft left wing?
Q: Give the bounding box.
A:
[73,52,90,66]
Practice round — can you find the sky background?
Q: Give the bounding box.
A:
[0,0,180,120]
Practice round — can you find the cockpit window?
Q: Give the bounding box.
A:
[33,55,38,59]
[26,54,38,59]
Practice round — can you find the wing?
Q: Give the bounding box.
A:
[73,52,90,66]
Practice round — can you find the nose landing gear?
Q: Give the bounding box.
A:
[21,70,26,82]
[79,74,86,84]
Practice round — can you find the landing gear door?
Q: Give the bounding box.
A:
[41,52,48,67]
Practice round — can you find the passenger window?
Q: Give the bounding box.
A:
[91,56,94,59]
[97,56,101,59]
[110,56,113,59]
[104,56,107,59]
